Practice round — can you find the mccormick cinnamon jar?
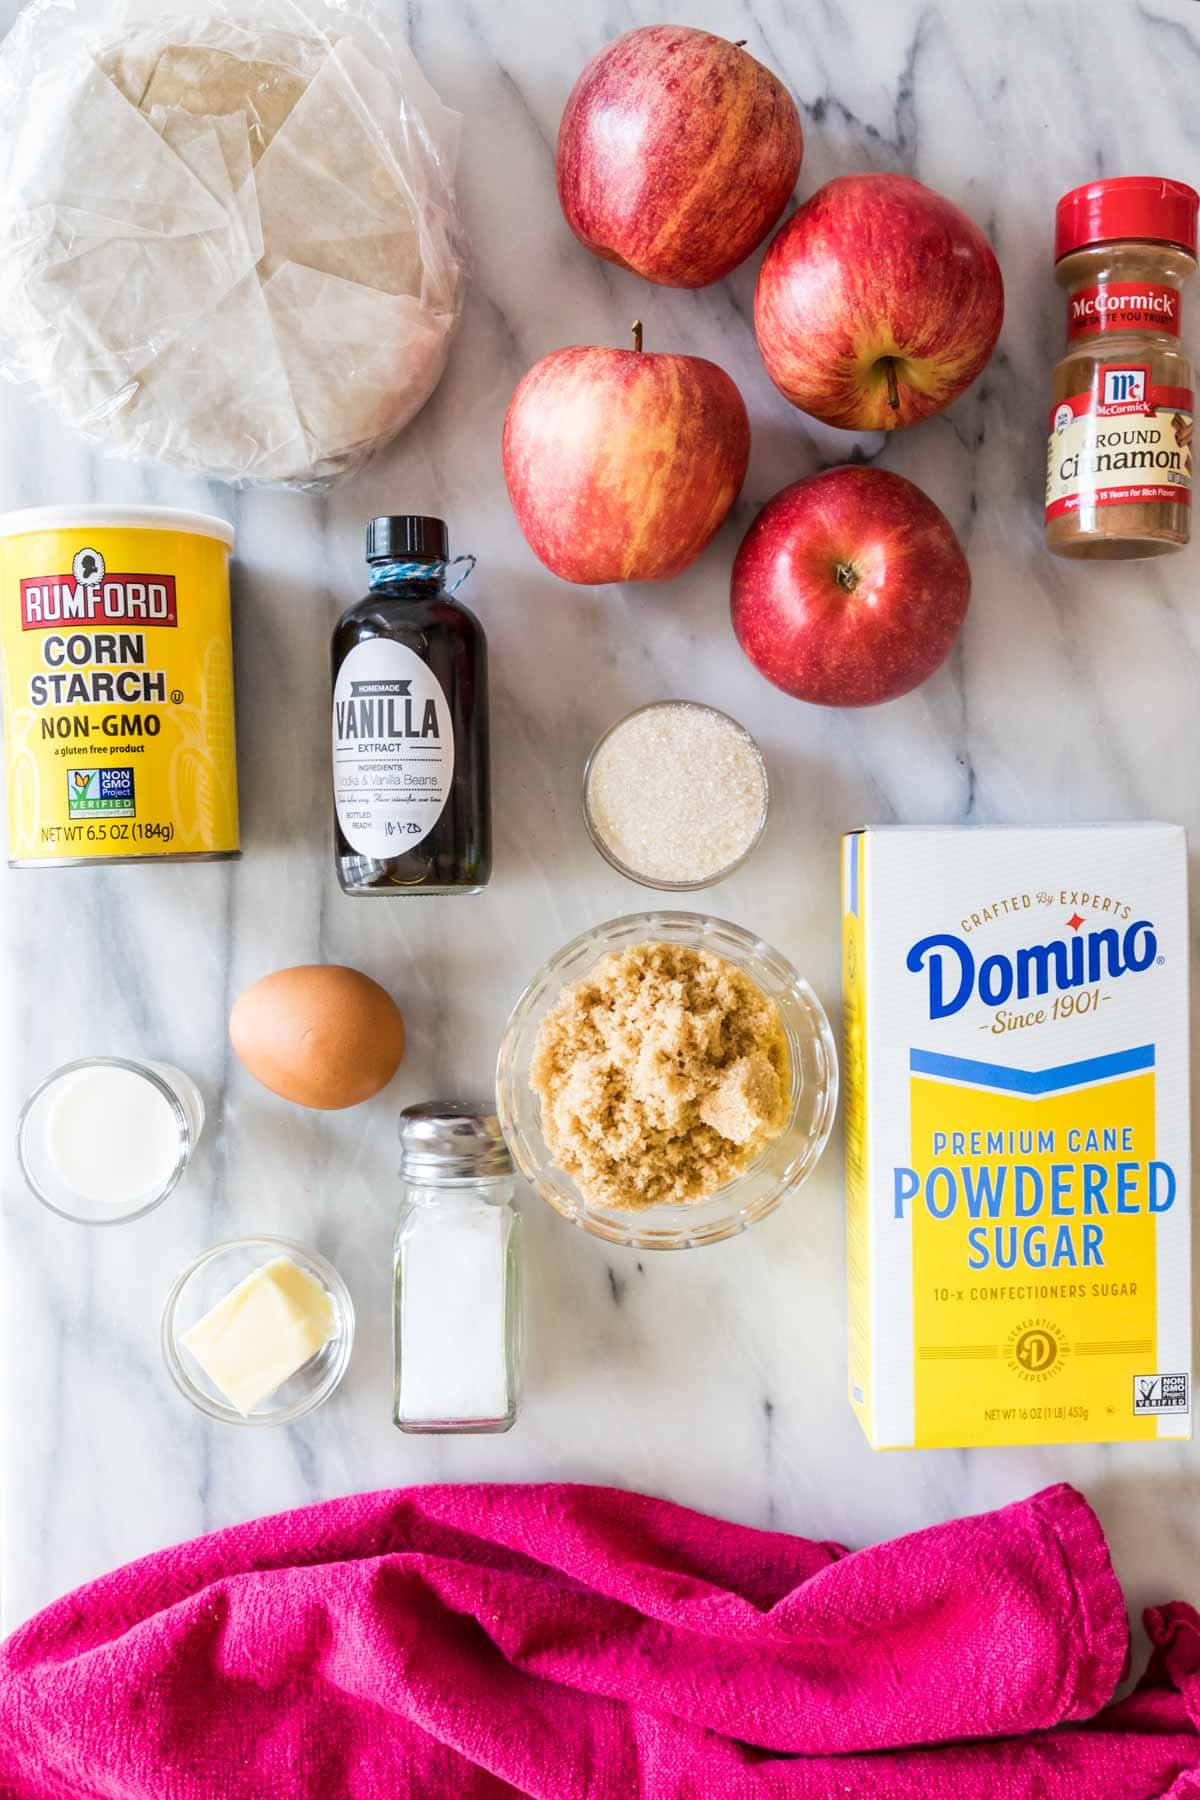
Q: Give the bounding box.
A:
[1046,177,1198,559]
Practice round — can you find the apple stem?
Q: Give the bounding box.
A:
[733,38,747,46]
[882,357,901,412]
[631,319,644,353]
[834,562,860,594]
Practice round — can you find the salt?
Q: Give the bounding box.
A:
[584,701,768,887]
[393,1101,521,1434]
[397,1199,512,1424]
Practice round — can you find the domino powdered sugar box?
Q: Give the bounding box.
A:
[842,824,1191,1450]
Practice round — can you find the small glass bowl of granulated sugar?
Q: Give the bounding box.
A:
[583,701,769,891]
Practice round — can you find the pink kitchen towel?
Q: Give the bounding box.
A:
[0,1480,1198,1798]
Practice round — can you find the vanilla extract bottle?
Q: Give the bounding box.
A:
[332,517,492,895]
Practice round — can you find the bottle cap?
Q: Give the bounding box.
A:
[366,516,449,564]
[1056,177,1199,261]
[399,1101,513,1180]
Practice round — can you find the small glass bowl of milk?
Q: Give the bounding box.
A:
[17,1057,204,1224]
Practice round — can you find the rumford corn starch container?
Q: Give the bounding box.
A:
[0,506,238,867]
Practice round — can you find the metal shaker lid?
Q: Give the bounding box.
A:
[399,1101,513,1179]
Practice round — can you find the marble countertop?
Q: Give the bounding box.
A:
[2,0,1199,1656]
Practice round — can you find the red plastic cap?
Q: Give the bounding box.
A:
[1056,177,1199,260]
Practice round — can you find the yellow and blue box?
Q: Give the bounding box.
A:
[842,824,1190,1448]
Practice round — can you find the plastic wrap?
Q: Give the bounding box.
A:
[0,1,466,488]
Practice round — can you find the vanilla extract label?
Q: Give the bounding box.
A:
[336,679,441,743]
[332,639,454,858]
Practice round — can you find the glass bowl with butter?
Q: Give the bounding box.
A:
[496,913,837,1250]
[161,1236,354,1425]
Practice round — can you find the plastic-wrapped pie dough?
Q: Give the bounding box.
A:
[0,2,466,487]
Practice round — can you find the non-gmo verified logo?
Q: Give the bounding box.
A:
[67,768,135,819]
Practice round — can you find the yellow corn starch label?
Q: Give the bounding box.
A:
[0,518,238,864]
[842,826,1190,1449]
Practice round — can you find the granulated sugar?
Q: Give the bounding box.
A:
[585,702,768,887]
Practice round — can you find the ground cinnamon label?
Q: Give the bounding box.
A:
[1046,177,1197,560]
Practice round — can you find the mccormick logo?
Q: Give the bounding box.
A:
[906,916,1158,1020]
[21,545,177,630]
[1072,290,1178,327]
[1102,368,1146,407]
[1095,366,1155,417]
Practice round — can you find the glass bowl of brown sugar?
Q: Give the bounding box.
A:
[495,912,837,1251]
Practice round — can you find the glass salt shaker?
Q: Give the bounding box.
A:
[394,1102,522,1434]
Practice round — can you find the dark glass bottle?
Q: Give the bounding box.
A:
[332,517,491,896]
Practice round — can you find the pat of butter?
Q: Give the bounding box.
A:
[181,1256,336,1415]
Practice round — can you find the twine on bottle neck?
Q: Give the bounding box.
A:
[369,556,476,592]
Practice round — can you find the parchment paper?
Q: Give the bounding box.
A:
[0,1,466,487]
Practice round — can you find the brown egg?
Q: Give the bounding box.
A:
[230,965,405,1109]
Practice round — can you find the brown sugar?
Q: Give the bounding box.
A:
[1046,178,1197,560]
[530,941,789,1211]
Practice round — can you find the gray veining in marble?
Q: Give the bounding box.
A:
[2,0,1199,1664]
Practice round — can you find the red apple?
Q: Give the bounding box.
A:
[503,325,750,584]
[754,174,1004,430]
[557,25,803,289]
[730,466,970,706]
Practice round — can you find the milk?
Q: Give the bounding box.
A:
[35,1061,202,1210]
[842,824,1191,1449]
[44,1065,178,1204]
